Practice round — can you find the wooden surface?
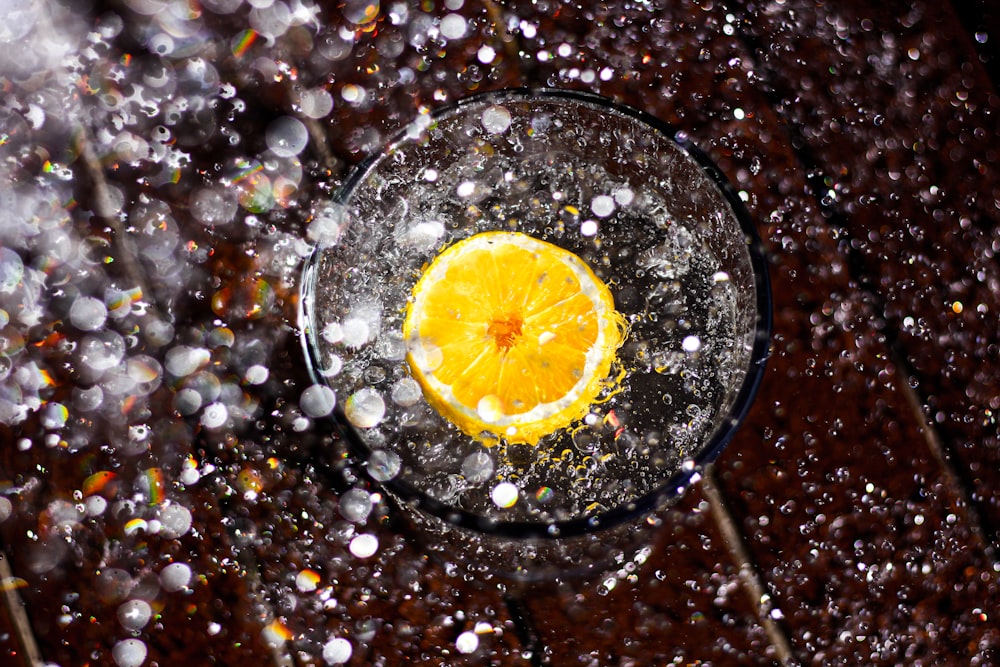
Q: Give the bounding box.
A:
[1,0,999,665]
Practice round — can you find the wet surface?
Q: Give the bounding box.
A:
[2,0,999,665]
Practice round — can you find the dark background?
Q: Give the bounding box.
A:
[1,0,999,665]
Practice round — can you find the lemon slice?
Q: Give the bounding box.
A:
[402,231,626,444]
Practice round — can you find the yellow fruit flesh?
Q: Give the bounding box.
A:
[403,231,625,444]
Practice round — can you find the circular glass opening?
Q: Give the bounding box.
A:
[300,88,770,539]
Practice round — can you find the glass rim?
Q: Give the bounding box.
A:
[299,87,772,540]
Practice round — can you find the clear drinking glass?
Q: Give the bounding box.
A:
[300,88,771,580]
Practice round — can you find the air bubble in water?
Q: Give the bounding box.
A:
[117,599,153,630]
[367,449,401,481]
[339,488,373,522]
[323,637,353,665]
[159,562,192,592]
[461,451,493,483]
[300,384,336,418]
[266,116,309,158]
[69,296,108,331]
[321,322,343,343]
[397,220,445,250]
[345,388,385,428]
[390,377,421,406]
[112,638,147,667]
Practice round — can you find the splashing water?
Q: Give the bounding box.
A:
[303,90,767,532]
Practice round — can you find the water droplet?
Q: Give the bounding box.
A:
[244,364,269,385]
[159,562,192,592]
[300,384,336,418]
[266,116,309,158]
[85,495,107,516]
[461,451,494,483]
[69,296,108,331]
[340,318,370,348]
[440,13,468,40]
[367,449,401,481]
[298,88,334,119]
[339,488,373,523]
[156,503,192,539]
[200,402,228,429]
[682,335,701,353]
[491,482,518,508]
[112,638,147,667]
[96,568,134,604]
[0,248,23,293]
[481,105,512,134]
[345,388,385,428]
[117,599,152,630]
[349,533,378,558]
[591,194,615,218]
[79,331,126,372]
[322,637,353,665]
[295,569,321,593]
[455,630,479,654]
[390,377,421,407]
[477,45,496,64]
[174,388,202,416]
[41,402,68,429]
[164,346,211,377]
[342,0,378,25]
[190,187,238,226]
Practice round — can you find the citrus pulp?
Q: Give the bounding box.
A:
[402,231,626,444]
